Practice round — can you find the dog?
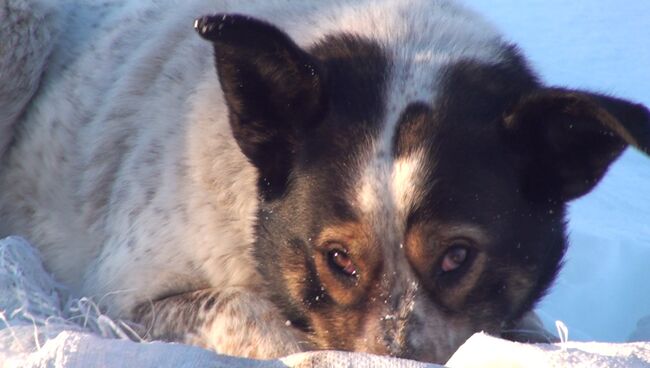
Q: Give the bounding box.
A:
[1,0,649,363]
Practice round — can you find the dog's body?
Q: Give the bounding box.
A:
[1,0,649,363]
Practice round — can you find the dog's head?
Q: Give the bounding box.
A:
[195,13,650,363]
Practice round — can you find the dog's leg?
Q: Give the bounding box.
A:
[133,287,306,358]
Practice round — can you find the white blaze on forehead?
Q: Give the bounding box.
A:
[358,152,389,217]
[357,147,429,232]
[392,149,430,217]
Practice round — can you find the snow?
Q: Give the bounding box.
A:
[465,0,650,342]
[446,332,650,368]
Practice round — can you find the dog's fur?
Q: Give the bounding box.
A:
[1,0,649,363]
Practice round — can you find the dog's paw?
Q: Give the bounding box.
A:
[186,288,306,358]
[132,287,307,359]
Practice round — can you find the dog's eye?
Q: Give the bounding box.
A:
[441,245,468,273]
[328,248,357,277]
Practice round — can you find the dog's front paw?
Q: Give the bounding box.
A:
[133,287,307,359]
[187,288,306,358]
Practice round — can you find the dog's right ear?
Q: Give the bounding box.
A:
[195,14,326,198]
[503,88,650,203]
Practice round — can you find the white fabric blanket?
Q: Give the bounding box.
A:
[1,236,649,367]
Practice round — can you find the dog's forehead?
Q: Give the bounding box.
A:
[311,13,507,222]
[353,64,504,234]
[302,1,525,248]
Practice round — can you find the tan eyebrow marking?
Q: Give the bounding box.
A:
[436,223,491,245]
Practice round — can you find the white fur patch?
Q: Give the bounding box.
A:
[357,148,429,233]
[392,149,431,217]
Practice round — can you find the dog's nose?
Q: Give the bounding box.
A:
[376,280,419,357]
[377,282,470,364]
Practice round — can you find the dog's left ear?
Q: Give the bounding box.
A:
[195,14,325,197]
[503,88,650,202]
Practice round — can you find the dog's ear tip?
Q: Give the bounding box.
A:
[194,15,214,38]
[194,14,231,39]
[194,14,267,42]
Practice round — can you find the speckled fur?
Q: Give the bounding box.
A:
[0,0,534,360]
[0,0,62,157]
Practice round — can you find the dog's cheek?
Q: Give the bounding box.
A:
[261,236,331,332]
[282,257,319,310]
[308,305,370,350]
